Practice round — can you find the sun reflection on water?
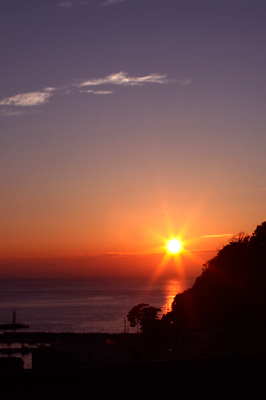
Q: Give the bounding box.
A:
[161,280,184,314]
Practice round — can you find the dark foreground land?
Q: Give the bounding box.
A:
[0,323,29,330]
[1,353,265,400]
[1,331,266,399]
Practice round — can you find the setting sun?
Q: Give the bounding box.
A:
[167,239,182,254]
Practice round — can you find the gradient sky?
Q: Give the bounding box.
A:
[1,0,266,278]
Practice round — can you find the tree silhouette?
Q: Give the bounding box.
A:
[127,303,161,333]
[251,221,266,247]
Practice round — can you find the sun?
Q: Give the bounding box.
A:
[166,239,182,254]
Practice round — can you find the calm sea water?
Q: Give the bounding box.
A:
[0,277,195,334]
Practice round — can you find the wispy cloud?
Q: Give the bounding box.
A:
[202,234,233,238]
[100,0,125,5]
[0,91,52,107]
[0,71,189,113]
[80,89,114,95]
[79,71,169,87]
[0,108,43,117]
[180,78,193,86]
[43,87,57,92]
[59,1,90,8]
[59,1,73,8]
[0,109,25,117]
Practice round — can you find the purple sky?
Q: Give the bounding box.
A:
[1,0,266,276]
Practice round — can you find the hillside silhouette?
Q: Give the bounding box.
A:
[163,221,266,331]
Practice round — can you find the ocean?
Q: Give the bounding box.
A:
[0,277,195,334]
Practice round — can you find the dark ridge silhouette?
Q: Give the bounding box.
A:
[163,221,266,331]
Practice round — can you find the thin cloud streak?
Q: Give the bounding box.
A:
[0,108,42,117]
[100,0,124,5]
[0,109,24,117]
[44,87,57,92]
[59,1,90,8]
[80,89,114,95]
[78,71,169,87]
[202,234,233,238]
